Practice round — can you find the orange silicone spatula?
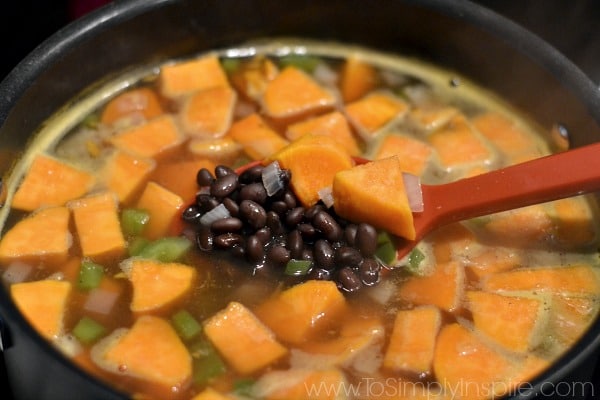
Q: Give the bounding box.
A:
[395,141,600,258]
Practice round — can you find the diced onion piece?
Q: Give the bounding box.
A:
[317,186,334,208]
[54,334,83,358]
[2,261,33,285]
[84,288,120,315]
[262,161,285,196]
[199,203,230,226]
[402,172,423,212]
[313,63,338,87]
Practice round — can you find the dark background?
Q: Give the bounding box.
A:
[1,0,599,398]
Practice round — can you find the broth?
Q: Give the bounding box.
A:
[1,39,599,400]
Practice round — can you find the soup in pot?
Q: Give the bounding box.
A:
[0,40,599,400]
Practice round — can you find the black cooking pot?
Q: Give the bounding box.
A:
[1,0,599,399]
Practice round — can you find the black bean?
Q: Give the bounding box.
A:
[344,224,358,246]
[211,217,243,233]
[301,248,314,261]
[335,246,363,267]
[196,194,220,213]
[283,190,297,209]
[337,267,363,293]
[358,258,380,286]
[304,204,325,220]
[308,268,333,281]
[245,235,264,262]
[266,211,285,235]
[254,227,272,244]
[210,174,239,198]
[279,169,291,185]
[271,201,289,215]
[182,205,202,223]
[356,223,378,257]
[313,211,343,242]
[239,182,268,204]
[239,200,267,229]
[230,244,245,258]
[214,233,244,248]
[267,244,290,266]
[196,227,214,251]
[297,223,317,241]
[285,207,305,227]
[222,197,239,217]
[196,168,214,187]
[239,164,264,184]
[215,165,235,178]
[313,239,335,270]
[287,230,304,259]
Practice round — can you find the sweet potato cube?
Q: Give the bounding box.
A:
[270,134,353,207]
[159,55,230,99]
[188,137,243,165]
[191,388,235,400]
[135,182,185,240]
[11,280,72,340]
[101,87,164,126]
[480,205,554,246]
[254,368,348,400]
[332,155,415,239]
[228,113,289,161]
[100,150,155,204]
[339,56,378,103]
[466,291,549,353]
[374,134,433,176]
[383,306,442,374]
[397,261,464,312]
[69,192,126,261]
[123,259,196,314]
[472,112,541,160]
[344,91,408,140]
[150,159,215,204]
[549,295,599,345]
[11,154,95,212]
[433,323,514,400]
[108,115,184,159]
[481,265,600,296]
[254,280,347,345]
[462,245,521,281]
[262,66,336,118]
[204,301,288,374]
[178,86,237,138]
[427,114,495,169]
[97,315,192,392]
[552,197,597,248]
[230,56,279,102]
[285,111,361,156]
[407,106,458,132]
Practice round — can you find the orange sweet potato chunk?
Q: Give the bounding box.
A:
[11,154,95,212]
[228,113,289,161]
[285,111,361,156]
[466,291,549,353]
[463,245,521,282]
[549,295,599,345]
[159,55,230,99]
[230,56,279,102]
[254,368,347,400]
[178,86,237,138]
[397,261,464,312]
[69,192,126,261]
[262,66,336,118]
[204,301,288,374]
[270,134,353,207]
[254,280,347,345]
[339,56,379,103]
[108,115,184,159]
[150,159,215,204]
[383,306,442,375]
[98,315,192,393]
[407,106,458,132]
[345,91,408,140]
[188,137,243,165]
[135,182,185,240]
[433,323,514,400]
[0,206,71,266]
[374,134,433,176]
[11,279,72,340]
[124,259,196,314]
[100,150,155,204]
[552,197,598,248]
[332,155,415,239]
[101,87,164,126]
[191,388,235,400]
[480,204,554,246]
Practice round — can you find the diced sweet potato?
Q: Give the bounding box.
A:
[230,56,279,102]
[427,114,495,169]
[481,265,600,296]
[548,295,599,345]
[100,87,164,126]
[11,279,72,339]
[397,261,464,312]
[433,323,515,400]
[466,291,549,353]
[69,192,126,262]
[344,91,408,141]
[407,106,458,132]
[188,137,243,165]
[383,306,442,375]
[429,223,475,263]
[254,280,347,345]
[178,86,237,138]
[332,155,415,239]
[262,66,336,118]
[270,134,353,207]
[123,258,196,314]
[100,150,155,205]
[204,301,288,374]
[462,245,521,282]
[150,159,215,204]
[11,154,95,212]
[191,388,235,400]
[339,56,378,103]
[373,134,433,176]
[479,205,554,246]
[0,206,71,266]
[135,182,185,240]
[94,315,192,393]
[159,55,230,99]
[108,115,184,159]
[285,111,361,156]
[228,113,289,161]
[551,197,598,248]
[253,368,348,400]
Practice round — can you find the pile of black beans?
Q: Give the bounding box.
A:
[181,162,388,293]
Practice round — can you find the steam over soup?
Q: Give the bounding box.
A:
[1,40,599,400]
